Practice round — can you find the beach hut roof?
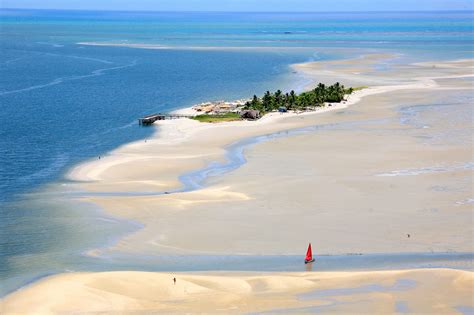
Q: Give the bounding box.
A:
[240,109,261,120]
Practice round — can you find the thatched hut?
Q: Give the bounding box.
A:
[240,109,261,120]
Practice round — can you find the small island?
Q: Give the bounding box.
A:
[191,82,357,123]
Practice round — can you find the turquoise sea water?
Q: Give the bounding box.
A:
[0,9,473,295]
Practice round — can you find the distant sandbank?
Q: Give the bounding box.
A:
[77,41,326,51]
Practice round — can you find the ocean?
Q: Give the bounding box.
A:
[0,9,473,295]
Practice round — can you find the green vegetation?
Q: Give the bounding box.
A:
[191,112,241,123]
[352,86,368,91]
[191,82,356,123]
[243,82,353,113]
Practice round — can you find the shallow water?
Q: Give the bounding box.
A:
[398,93,474,146]
[1,11,317,292]
[298,279,417,299]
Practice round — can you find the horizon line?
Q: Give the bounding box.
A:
[1,7,473,14]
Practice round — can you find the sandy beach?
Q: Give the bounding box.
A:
[64,55,473,256]
[2,269,472,314]
[2,55,473,313]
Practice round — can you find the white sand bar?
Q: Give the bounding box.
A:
[65,56,474,256]
[2,269,472,314]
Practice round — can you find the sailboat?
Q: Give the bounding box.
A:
[304,243,315,264]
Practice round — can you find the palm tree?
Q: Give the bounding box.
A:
[275,90,283,109]
[284,93,290,108]
[243,82,353,114]
[262,91,272,111]
[251,95,261,108]
[289,90,296,109]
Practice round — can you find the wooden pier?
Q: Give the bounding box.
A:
[138,113,193,126]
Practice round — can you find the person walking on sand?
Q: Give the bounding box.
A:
[173,277,176,285]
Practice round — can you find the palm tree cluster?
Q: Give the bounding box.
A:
[243,83,353,113]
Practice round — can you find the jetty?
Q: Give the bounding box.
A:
[138,113,193,126]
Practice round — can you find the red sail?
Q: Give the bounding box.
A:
[305,243,313,261]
